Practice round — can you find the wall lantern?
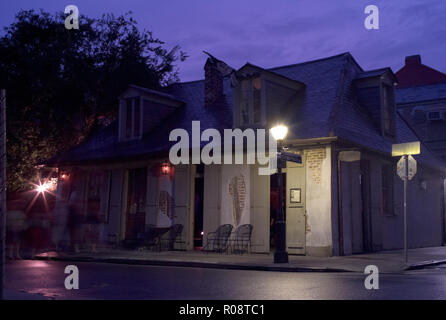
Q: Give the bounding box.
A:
[270,124,288,141]
[59,171,70,180]
[161,162,171,175]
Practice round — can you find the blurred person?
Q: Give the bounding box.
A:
[68,188,84,253]
[84,211,100,253]
[6,210,27,259]
[51,198,70,251]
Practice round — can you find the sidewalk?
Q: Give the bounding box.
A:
[35,246,446,274]
[4,290,50,300]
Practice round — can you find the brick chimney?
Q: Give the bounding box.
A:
[203,52,234,105]
[405,55,421,66]
[204,57,224,105]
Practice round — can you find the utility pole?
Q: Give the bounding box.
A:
[393,141,420,265]
[0,89,6,300]
[403,155,408,264]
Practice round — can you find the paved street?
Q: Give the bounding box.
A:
[4,259,446,300]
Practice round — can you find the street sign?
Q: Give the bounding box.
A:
[280,151,302,164]
[407,155,417,180]
[397,157,406,180]
[392,141,420,157]
[397,155,417,181]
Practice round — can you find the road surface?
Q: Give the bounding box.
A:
[4,259,446,299]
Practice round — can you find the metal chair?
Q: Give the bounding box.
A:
[231,224,253,254]
[137,224,170,251]
[203,224,233,253]
[160,224,185,251]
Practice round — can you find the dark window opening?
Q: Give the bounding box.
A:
[381,163,394,216]
[194,164,204,249]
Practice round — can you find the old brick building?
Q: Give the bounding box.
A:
[47,52,446,257]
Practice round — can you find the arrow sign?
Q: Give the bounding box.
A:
[397,155,417,181]
[407,155,417,180]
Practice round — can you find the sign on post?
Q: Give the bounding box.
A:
[392,141,420,157]
[397,155,417,181]
[392,141,420,265]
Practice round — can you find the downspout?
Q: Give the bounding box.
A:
[337,152,344,256]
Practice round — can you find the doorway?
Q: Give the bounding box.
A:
[360,159,373,252]
[125,167,147,240]
[286,161,306,255]
[194,164,204,249]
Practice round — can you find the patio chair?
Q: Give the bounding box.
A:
[137,224,170,251]
[160,224,186,251]
[230,224,253,254]
[203,224,233,253]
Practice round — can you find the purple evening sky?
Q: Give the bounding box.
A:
[1,0,445,82]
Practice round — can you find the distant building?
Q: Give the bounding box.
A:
[46,52,446,257]
[396,55,446,160]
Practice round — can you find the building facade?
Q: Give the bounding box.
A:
[48,52,446,257]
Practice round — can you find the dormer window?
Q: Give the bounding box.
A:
[118,85,184,142]
[120,97,142,141]
[355,68,397,139]
[240,77,263,126]
[234,65,305,129]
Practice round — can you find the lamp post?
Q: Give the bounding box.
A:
[271,125,288,264]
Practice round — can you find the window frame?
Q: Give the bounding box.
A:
[238,76,266,127]
[381,162,395,216]
[119,96,143,141]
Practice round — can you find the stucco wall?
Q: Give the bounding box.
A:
[304,146,333,256]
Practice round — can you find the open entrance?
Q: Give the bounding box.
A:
[193,164,204,249]
[125,167,147,240]
[360,159,373,252]
[270,172,286,252]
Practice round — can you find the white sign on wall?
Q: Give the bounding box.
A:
[221,165,250,227]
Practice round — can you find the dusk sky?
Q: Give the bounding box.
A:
[1,0,445,82]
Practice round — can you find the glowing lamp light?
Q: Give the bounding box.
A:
[200,231,204,236]
[36,183,49,193]
[270,125,288,141]
[161,162,171,175]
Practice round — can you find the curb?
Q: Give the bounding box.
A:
[34,255,352,273]
[404,259,446,270]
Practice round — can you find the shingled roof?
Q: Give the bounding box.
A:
[396,83,446,105]
[48,52,445,171]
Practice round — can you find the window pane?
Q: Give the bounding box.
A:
[125,98,133,138]
[381,164,393,215]
[253,78,261,124]
[240,80,250,125]
[133,98,140,137]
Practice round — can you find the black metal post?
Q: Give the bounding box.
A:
[274,140,288,263]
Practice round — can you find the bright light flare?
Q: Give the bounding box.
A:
[36,183,49,193]
[270,125,288,141]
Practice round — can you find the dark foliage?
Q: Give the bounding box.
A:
[0,10,187,193]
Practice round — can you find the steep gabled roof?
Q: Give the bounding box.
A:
[48,52,445,171]
[396,55,446,88]
[396,83,446,105]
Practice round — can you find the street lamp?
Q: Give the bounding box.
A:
[271,124,288,263]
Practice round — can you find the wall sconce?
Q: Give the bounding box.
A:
[161,162,171,175]
[59,171,70,180]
